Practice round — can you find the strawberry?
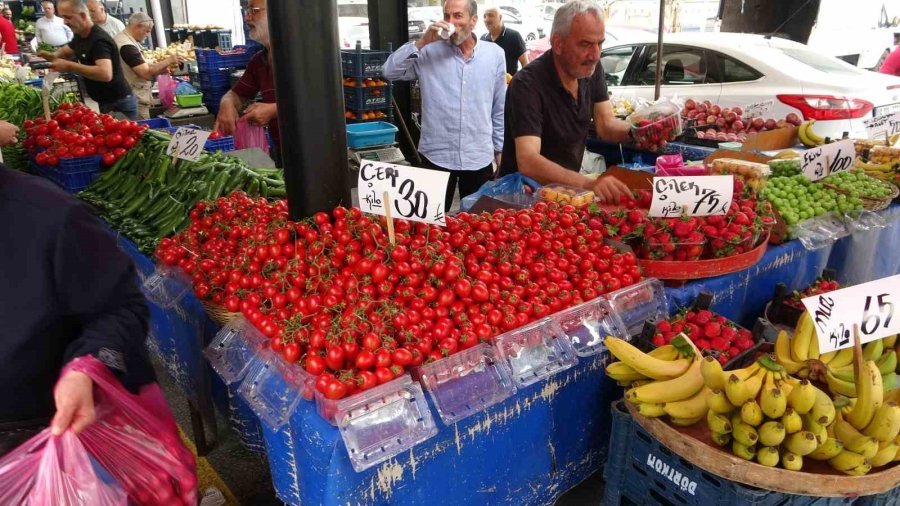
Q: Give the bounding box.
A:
[656,320,672,333]
[693,311,711,326]
[685,322,701,338]
[710,338,728,350]
[733,212,751,226]
[652,333,666,347]
[671,322,684,333]
[720,326,737,341]
[706,215,726,227]
[717,354,729,365]
[735,338,754,351]
[684,311,697,322]
[716,315,728,325]
[728,346,741,358]
[702,225,720,238]
[704,322,722,338]
[687,231,704,243]
[695,339,711,349]
[627,209,644,224]
[737,329,752,341]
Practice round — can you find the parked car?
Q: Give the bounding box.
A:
[474,10,546,42]
[338,17,370,49]
[525,25,655,61]
[597,32,900,138]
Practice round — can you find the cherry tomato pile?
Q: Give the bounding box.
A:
[591,179,777,261]
[653,309,755,364]
[155,193,643,400]
[22,102,147,167]
[784,277,841,310]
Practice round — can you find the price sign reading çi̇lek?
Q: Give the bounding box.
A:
[801,274,900,353]
[649,175,734,218]
[166,127,210,162]
[357,160,451,226]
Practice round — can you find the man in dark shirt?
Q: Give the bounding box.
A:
[214,0,280,165]
[481,7,528,76]
[0,120,153,456]
[38,0,136,119]
[500,1,634,203]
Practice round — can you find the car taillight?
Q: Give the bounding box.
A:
[776,94,873,120]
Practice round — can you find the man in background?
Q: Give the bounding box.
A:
[2,8,12,20]
[86,0,122,38]
[115,12,180,119]
[481,6,528,76]
[35,1,74,50]
[0,5,18,53]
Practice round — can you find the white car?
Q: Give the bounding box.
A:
[599,32,900,138]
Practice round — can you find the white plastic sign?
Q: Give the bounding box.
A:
[801,274,900,353]
[357,160,451,226]
[167,127,210,162]
[742,99,774,119]
[800,139,855,181]
[864,112,900,141]
[649,175,733,218]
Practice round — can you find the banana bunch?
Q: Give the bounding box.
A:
[798,120,826,148]
[701,352,837,470]
[854,160,899,183]
[774,311,898,396]
[605,335,710,425]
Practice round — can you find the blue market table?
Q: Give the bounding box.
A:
[114,203,900,506]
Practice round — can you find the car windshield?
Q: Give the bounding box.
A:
[774,47,865,76]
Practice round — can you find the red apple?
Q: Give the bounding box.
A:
[697,103,708,114]
[696,131,705,139]
[732,120,744,131]
[732,107,743,116]
[726,133,738,142]
[751,118,765,130]
[707,115,717,124]
[722,108,732,116]
[685,99,697,110]
[716,132,728,141]
[706,129,717,136]
[703,100,713,108]
[686,109,698,119]
[696,118,707,126]
[724,112,738,124]
[715,118,727,128]
[764,119,777,130]
[710,105,722,116]
[785,112,802,125]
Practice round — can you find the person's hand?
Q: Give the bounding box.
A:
[415,21,451,49]
[37,50,56,61]
[0,120,19,147]
[242,102,277,127]
[213,103,240,135]
[591,174,632,204]
[50,58,71,72]
[51,370,95,436]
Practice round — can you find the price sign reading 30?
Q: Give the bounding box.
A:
[801,274,900,353]
[357,160,451,226]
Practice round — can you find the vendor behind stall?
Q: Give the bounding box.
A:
[213,0,280,165]
[114,12,180,120]
[39,0,136,120]
[34,1,74,50]
[499,0,636,203]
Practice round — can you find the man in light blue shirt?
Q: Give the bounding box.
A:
[383,0,506,211]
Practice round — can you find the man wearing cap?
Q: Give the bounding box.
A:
[114,12,180,119]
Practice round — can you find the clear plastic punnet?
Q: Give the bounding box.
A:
[238,349,312,428]
[606,278,669,337]
[840,209,888,232]
[552,296,629,358]
[493,318,578,388]
[414,343,517,425]
[141,265,191,309]
[203,317,268,385]
[331,375,438,472]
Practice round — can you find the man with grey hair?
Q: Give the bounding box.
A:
[86,0,123,38]
[35,1,73,49]
[384,0,506,211]
[482,7,528,76]
[500,0,639,203]
[38,0,136,119]
[115,12,180,119]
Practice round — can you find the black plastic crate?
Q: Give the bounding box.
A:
[341,47,390,79]
[766,269,838,328]
[343,84,391,111]
[604,400,860,506]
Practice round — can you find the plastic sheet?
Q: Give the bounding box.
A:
[158,74,177,109]
[460,173,541,211]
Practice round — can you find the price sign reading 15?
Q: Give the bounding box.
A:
[801,274,900,353]
[357,160,450,226]
[167,127,210,162]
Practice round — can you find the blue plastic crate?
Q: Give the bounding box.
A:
[346,121,398,149]
[199,69,232,89]
[195,45,261,71]
[31,155,102,193]
[137,117,172,129]
[343,84,391,111]
[341,48,390,79]
[604,400,860,506]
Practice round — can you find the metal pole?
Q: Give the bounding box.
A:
[267,0,351,220]
[654,0,666,100]
[147,0,166,49]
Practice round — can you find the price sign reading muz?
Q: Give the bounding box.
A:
[166,127,211,162]
[357,160,451,226]
[801,274,900,353]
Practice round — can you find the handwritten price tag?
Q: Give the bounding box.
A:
[649,175,733,218]
[742,99,774,119]
[865,112,900,141]
[800,139,855,181]
[166,127,210,162]
[801,274,900,353]
[357,160,451,226]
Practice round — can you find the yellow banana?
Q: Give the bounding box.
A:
[734,362,761,381]
[872,441,899,467]
[710,431,732,446]
[805,120,825,145]
[825,370,858,398]
[811,387,837,426]
[828,347,855,369]
[784,431,820,456]
[724,373,751,406]
[756,446,780,467]
[732,440,757,460]
[733,422,759,447]
[707,410,733,434]
[606,362,648,382]
[835,412,867,444]
[638,402,667,418]
[782,452,804,471]
[883,372,898,392]
[802,414,829,445]
[787,379,816,414]
[741,400,764,427]
[775,330,805,374]
[877,350,897,376]
[604,337,692,380]
[707,388,736,414]
[819,350,838,365]
[631,358,704,404]
[863,401,900,442]
[798,121,817,148]
[744,368,766,401]
[783,407,803,434]
[808,325,821,360]
[830,364,856,383]
[809,438,845,461]
[847,361,884,430]
[700,355,726,390]
[670,415,704,427]
[758,421,786,446]
[761,387,787,419]
[885,335,897,349]
[792,312,814,361]
[846,436,879,459]
[664,387,711,420]
[648,344,680,360]
[864,339,884,362]
[842,462,873,476]
[829,450,869,472]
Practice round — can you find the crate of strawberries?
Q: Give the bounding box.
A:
[765,270,840,328]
